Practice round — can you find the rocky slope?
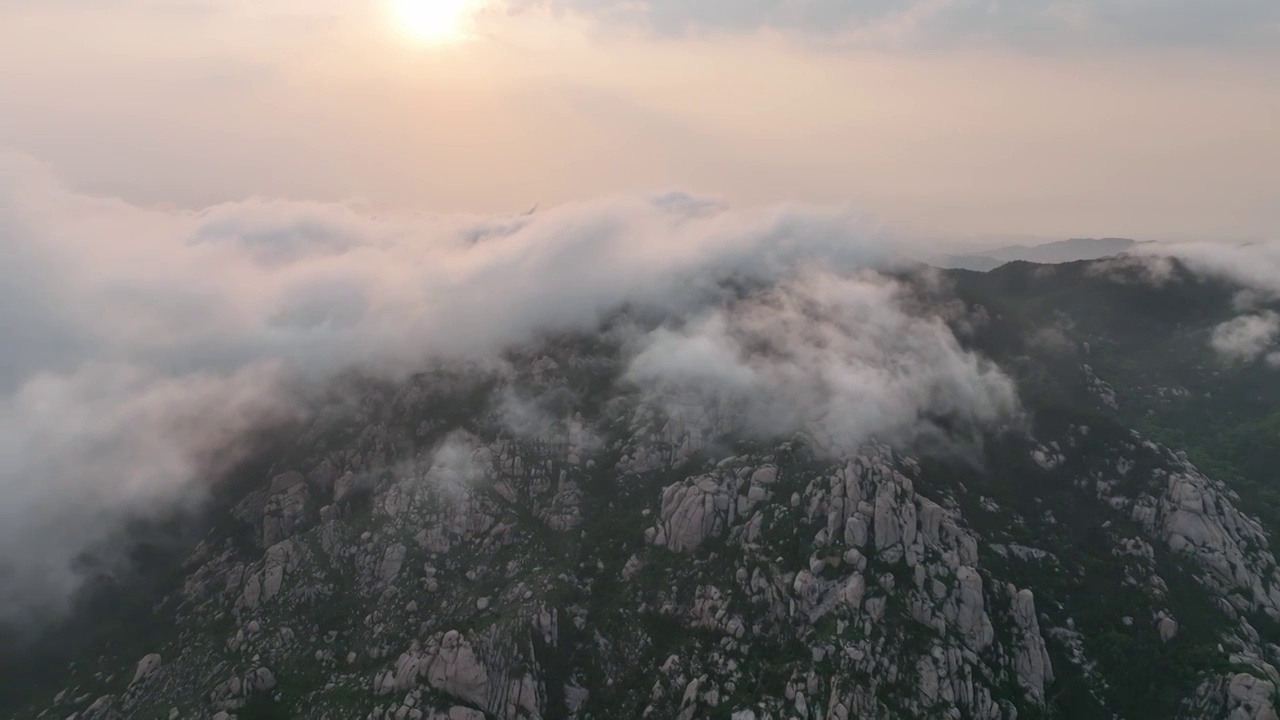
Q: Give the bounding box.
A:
[8,258,1280,720]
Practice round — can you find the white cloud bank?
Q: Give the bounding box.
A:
[1143,241,1280,300]
[1211,312,1280,364]
[0,152,1024,623]
[625,270,1018,453]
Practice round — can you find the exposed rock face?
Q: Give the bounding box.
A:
[1008,588,1054,702]
[207,667,278,712]
[1226,674,1280,720]
[378,544,408,587]
[647,473,739,552]
[262,472,312,547]
[383,630,542,720]
[1135,467,1280,620]
[130,655,162,687]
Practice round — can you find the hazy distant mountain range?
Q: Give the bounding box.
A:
[934,237,1143,271]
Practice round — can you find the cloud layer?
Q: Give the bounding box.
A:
[0,155,1018,623]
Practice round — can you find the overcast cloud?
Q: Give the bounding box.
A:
[5,0,1275,48]
[522,0,1280,47]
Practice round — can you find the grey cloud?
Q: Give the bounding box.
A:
[493,383,603,455]
[268,277,371,330]
[0,362,297,622]
[189,201,374,266]
[650,191,728,218]
[524,0,1280,48]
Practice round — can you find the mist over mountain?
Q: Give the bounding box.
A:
[4,162,1280,719]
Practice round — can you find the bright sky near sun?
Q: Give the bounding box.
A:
[0,0,1277,240]
[391,0,479,43]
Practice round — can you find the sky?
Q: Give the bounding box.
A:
[0,0,1277,240]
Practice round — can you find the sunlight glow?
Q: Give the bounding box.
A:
[391,0,474,44]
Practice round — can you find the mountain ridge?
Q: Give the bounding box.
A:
[6,255,1280,720]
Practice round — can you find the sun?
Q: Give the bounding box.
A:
[391,0,475,44]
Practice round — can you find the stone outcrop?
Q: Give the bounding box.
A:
[130,654,162,687]
[375,630,542,720]
[262,472,312,547]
